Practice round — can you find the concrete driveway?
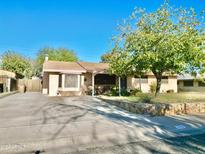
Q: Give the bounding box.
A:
[0,93,205,154]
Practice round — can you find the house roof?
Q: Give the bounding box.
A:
[43,61,86,74]
[78,62,109,73]
[43,60,179,76]
[177,74,205,80]
[0,70,16,78]
[43,61,109,74]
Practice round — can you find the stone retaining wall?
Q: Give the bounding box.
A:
[99,98,205,116]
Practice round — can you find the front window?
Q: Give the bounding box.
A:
[64,74,79,88]
[162,76,168,84]
[183,80,193,87]
[134,75,148,83]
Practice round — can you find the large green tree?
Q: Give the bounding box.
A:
[109,46,132,77]
[35,47,78,76]
[110,2,205,95]
[100,51,116,63]
[0,51,32,78]
[109,45,133,96]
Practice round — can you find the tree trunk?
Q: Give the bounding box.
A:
[155,77,162,96]
[118,77,121,96]
[153,73,162,96]
[139,76,142,91]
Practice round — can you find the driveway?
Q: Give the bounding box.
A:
[0,93,205,154]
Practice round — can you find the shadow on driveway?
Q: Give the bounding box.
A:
[29,95,205,154]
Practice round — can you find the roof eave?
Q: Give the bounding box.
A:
[43,69,86,74]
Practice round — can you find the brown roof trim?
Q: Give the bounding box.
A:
[0,70,16,78]
[76,62,89,72]
[43,69,86,74]
[77,61,109,73]
[43,61,86,73]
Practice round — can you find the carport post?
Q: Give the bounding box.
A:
[118,77,121,96]
[7,78,11,92]
[92,73,95,96]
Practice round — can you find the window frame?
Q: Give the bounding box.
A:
[161,76,168,84]
[183,80,194,87]
[134,75,148,84]
[61,74,80,91]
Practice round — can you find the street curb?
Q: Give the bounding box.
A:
[0,91,18,99]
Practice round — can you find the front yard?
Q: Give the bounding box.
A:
[99,92,205,115]
[102,92,205,104]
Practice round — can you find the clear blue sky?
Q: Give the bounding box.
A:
[0,0,204,62]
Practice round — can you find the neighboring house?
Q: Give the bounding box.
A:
[178,74,205,92]
[42,60,178,96]
[0,70,17,93]
[127,73,177,93]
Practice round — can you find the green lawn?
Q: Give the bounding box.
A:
[102,92,205,104]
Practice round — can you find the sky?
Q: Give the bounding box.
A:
[0,0,204,62]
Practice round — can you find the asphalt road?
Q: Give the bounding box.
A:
[1,93,205,154]
[67,133,205,154]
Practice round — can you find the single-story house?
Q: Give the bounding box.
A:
[0,70,17,93]
[178,74,205,92]
[42,60,177,96]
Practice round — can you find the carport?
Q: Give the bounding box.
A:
[78,62,122,96]
[94,74,116,95]
[0,70,17,93]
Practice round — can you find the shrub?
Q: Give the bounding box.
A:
[150,82,157,93]
[121,88,130,96]
[130,88,142,96]
[139,94,152,103]
[106,87,130,96]
[105,86,118,96]
[112,86,119,96]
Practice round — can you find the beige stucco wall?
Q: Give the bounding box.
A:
[127,75,177,93]
[0,77,7,84]
[127,76,150,93]
[43,72,86,96]
[43,71,178,96]
[161,76,177,93]
[178,80,205,92]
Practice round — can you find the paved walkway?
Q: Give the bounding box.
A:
[0,93,205,154]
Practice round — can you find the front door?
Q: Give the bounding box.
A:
[49,74,59,96]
